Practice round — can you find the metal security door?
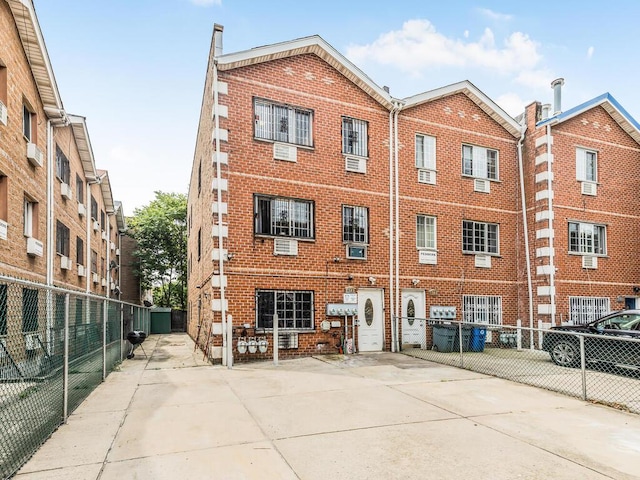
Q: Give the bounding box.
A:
[401,289,426,348]
[357,288,384,352]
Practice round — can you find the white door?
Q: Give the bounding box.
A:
[402,289,426,347]
[357,288,384,352]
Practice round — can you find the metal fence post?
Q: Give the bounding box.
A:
[120,303,124,361]
[458,322,464,369]
[579,335,587,401]
[516,319,522,350]
[103,299,107,381]
[63,293,70,423]
[227,314,233,369]
[273,313,279,366]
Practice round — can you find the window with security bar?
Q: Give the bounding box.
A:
[416,134,436,170]
[56,146,71,184]
[256,290,313,330]
[343,205,368,244]
[462,144,498,180]
[76,237,84,265]
[569,297,610,325]
[417,215,436,249]
[462,220,498,254]
[56,220,70,257]
[22,287,38,332]
[91,250,98,274]
[254,195,314,239]
[576,147,597,182]
[254,98,313,147]
[463,295,502,325]
[342,117,368,157]
[568,221,606,255]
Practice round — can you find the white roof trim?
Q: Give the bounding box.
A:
[7,0,64,118]
[402,81,521,137]
[216,35,394,109]
[68,114,98,179]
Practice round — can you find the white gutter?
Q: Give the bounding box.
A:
[546,123,557,326]
[212,58,229,367]
[517,124,534,348]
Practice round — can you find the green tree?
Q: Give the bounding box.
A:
[128,192,187,309]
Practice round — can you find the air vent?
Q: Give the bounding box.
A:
[417,169,436,185]
[0,219,7,241]
[582,255,598,269]
[273,143,297,162]
[26,237,43,257]
[77,265,86,277]
[0,100,7,126]
[278,332,299,349]
[60,256,72,270]
[345,156,366,174]
[274,238,298,256]
[346,244,366,259]
[581,181,597,196]
[475,254,492,268]
[60,182,73,201]
[26,142,43,167]
[474,178,490,193]
[78,203,86,217]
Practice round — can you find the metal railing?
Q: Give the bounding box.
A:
[398,317,640,414]
[0,276,150,479]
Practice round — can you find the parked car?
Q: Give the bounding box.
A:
[542,310,640,370]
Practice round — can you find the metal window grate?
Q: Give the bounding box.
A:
[569,296,610,325]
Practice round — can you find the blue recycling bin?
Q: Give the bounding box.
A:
[470,327,487,352]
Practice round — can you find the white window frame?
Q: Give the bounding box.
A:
[415,134,436,170]
[462,220,499,255]
[23,105,33,141]
[254,98,313,147]
[568,221,606,255]
[416,215,436,250]
[569,296,610,325]
[342,117,368,158]
[463,295,502,325]
[576,147,597,182]
[462,144,498,180]
[24,199,34,237]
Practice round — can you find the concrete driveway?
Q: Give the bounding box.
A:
[15,333,640,479]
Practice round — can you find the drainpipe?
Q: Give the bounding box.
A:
[393,101,402,353]
[517,124,534,348]
[388,108,395,352]
[85,182,91,293]
[46,119,53,287]
[212,55,228,367]
[546,123,557,326]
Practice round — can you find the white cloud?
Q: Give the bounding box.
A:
[587,46,594,59]
[477,8,513,22]
[515,68,555,90]
[189,0,221,6]
[495,92,528,117]
[346,19,542,75]
[464,30,469,38]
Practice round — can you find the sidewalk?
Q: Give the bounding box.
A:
[15,333,640,479]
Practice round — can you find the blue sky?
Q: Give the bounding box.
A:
[34,0,640,215]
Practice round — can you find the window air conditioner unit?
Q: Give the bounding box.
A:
[101,278,107,287]
[60,182,73,201]
[77,264,86,277]
[0,100,7,126]
[101,230,107,241]
[93,220,100,231]
[346,244,367,260]
[274,238,298,256]
[345,156,366,174]
[474,178,490,193]
[581,181,597,196]
[26,237,43,257]
[25,333,40,351]
[60,255,72,270]
[78,203,86,217]
[475,254,492,268]
[278,332,299,349]
[0,338,6,358]
[92,272,99,284]
[582,255,598,269]
[418,169,436,185]
[110,282,116,291]
[115,248,120,256]
[0,219,7,241]
[110,241,116,251]
[26,142,44,167]
[273,143,297,162]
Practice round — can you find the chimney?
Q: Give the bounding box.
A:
[542,103,551,120]
[551,78,564,115]
[213,24,224,57]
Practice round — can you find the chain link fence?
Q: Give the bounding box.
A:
[0,276,150,479]
[399,317,640,414]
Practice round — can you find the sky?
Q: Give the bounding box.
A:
[33,0,640,216]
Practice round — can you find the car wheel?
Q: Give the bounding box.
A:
[550,340,579,367]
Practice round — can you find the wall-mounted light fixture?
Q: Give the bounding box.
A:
[411,278,420,286]
[368,276,376,285]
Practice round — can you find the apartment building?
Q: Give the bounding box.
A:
[188,26,533,362]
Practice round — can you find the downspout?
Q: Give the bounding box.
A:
[46,119,53,286]
[85,182,91,293]
[388,108,395,352]
[517,124,534,348]
[212,57,228,367]
[393,102,402,353]
[546,123,556,326]
[106,214,111,300]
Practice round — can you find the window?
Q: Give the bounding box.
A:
[22,287,38,332]
[197,228,201,261]
[256,290,313,330]
[0,284,7,336]
[463,295,502,325]
[55,294,65,329]
[254,98,313,147]
[76,237,84,265]
[569,297,610,325]
[568,222,606,255]
[342,206,368,244]
[56,146,71,184]
[417,215,436,250]
[90,195,98,220]
[91,250,98,273]
[0,64,7,109]
[56,220,70,257]
[462,144,498,180]
[342,117,368,157]
[24,197,38,237]
[576,147,597,182]
[100,210,105,231]
[416,134,436,170]
[101,257,105,278]
[0,174,7,223]
[254,195,314,239]
[75,298,84,325]
[463,220,498,254]
[23,104,36,142]
[197,160,202,195]
[76,175,84,203]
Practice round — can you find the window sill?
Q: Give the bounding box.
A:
[462,174,501,183]
[255,328,314,334]
[255,235,315,243]
[568,252,608,258]
[462,251,501,257]
[253,137,315,151]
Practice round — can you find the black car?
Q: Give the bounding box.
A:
[542,310,640,370]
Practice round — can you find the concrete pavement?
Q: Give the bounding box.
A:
[14,333,640,479]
